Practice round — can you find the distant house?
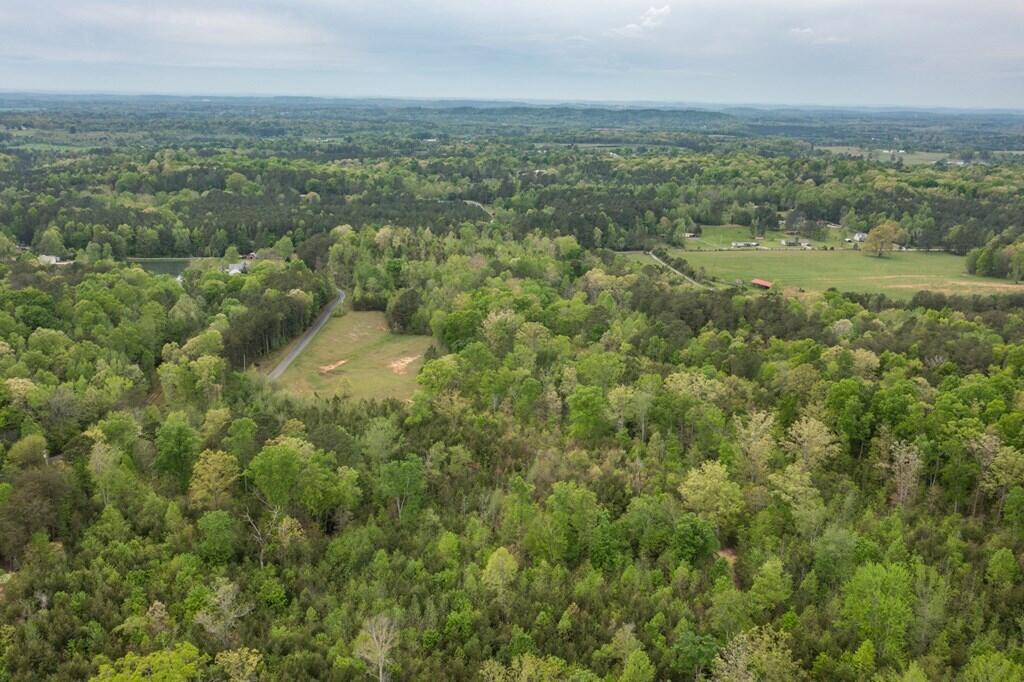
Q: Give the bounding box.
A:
[243,252,257,260]
[38,255,63,266]
[751,278,774,290]
[226,262,247,276]
[853,232,868,243]
[731,241,760,249]
[780,239,799,247]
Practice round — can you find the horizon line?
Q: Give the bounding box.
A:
[2,89,1023,115]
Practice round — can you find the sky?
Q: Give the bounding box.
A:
[0,0,1022,109]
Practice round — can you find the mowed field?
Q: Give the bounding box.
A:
[270,311,433,401]
[820,146,949,166]
[684,225,848,251]
[673,249,1023,299]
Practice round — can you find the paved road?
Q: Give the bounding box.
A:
[267,289,346,380]
[646,252,715,290]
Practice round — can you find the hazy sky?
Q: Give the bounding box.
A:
[0,0,1022,108]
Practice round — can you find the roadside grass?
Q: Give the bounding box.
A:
[668,249,1022,299]
[264,311,433,401]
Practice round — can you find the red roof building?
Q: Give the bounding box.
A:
[751,278,773,289]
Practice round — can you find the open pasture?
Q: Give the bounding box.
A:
[672,249,1020,299]
[267,311,433,401]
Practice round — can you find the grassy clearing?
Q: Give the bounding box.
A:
[820,146,949,166]
[683,225,849,251]
[265,311,433,401]
[672,249,1022,299]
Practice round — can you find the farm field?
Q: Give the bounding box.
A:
[820,145,949,166]
[673,249,1022,299]
[264,311,433,401]
[682,225,849,251]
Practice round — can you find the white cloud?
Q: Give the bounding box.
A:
[613,5,671,38]
[789,26,848,45]
[66,4,326,48]
[1,0,1022,107]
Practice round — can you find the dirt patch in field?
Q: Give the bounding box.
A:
[388,355,420,375]
[887,279,1022,293]
[319,359,349,374]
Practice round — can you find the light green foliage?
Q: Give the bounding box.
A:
[679,461,744,533]
[985,547,1020,590]
[749,558,793,620]
[155,412,201,493]
[188,449,240,511]
[482,546,519,595]
[568,386,612,443]
[223,418,258,463]
[710,626,806,681]
[620,649,656,682]
[91,642,207,681]
[6,434,47,469]
[960,651,1024,681]
[247,437,359,521]
[708,577,751,639]
[841,562,914,664]
[379,455,425,521]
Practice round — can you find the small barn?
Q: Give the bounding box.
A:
[751,278,773,290]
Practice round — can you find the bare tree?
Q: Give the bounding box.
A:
[195,579,253,649]
[356,614,399,682]
[736,411,776,483]
[784,415,839,473]
[969,433,1002,515]
[878,440,922,510]
[980,443,1024,516]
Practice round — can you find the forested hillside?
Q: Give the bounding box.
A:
[0,99,1023,681]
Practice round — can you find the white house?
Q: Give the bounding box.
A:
[853,232,868,243]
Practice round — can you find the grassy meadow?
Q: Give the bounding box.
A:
[820,145,950,166]
[683,225,848,251]
[670,249,1022,299]
[265,311,433,401]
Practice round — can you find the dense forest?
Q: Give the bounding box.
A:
[0,98,1023,680]
[3,97,1024,266]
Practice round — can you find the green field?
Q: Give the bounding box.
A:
[265,311,433,401]
[671,249,1022,299]
[820,146,949,166]
[683,224,848,251]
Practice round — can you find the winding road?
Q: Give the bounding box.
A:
[267,289,346,380]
